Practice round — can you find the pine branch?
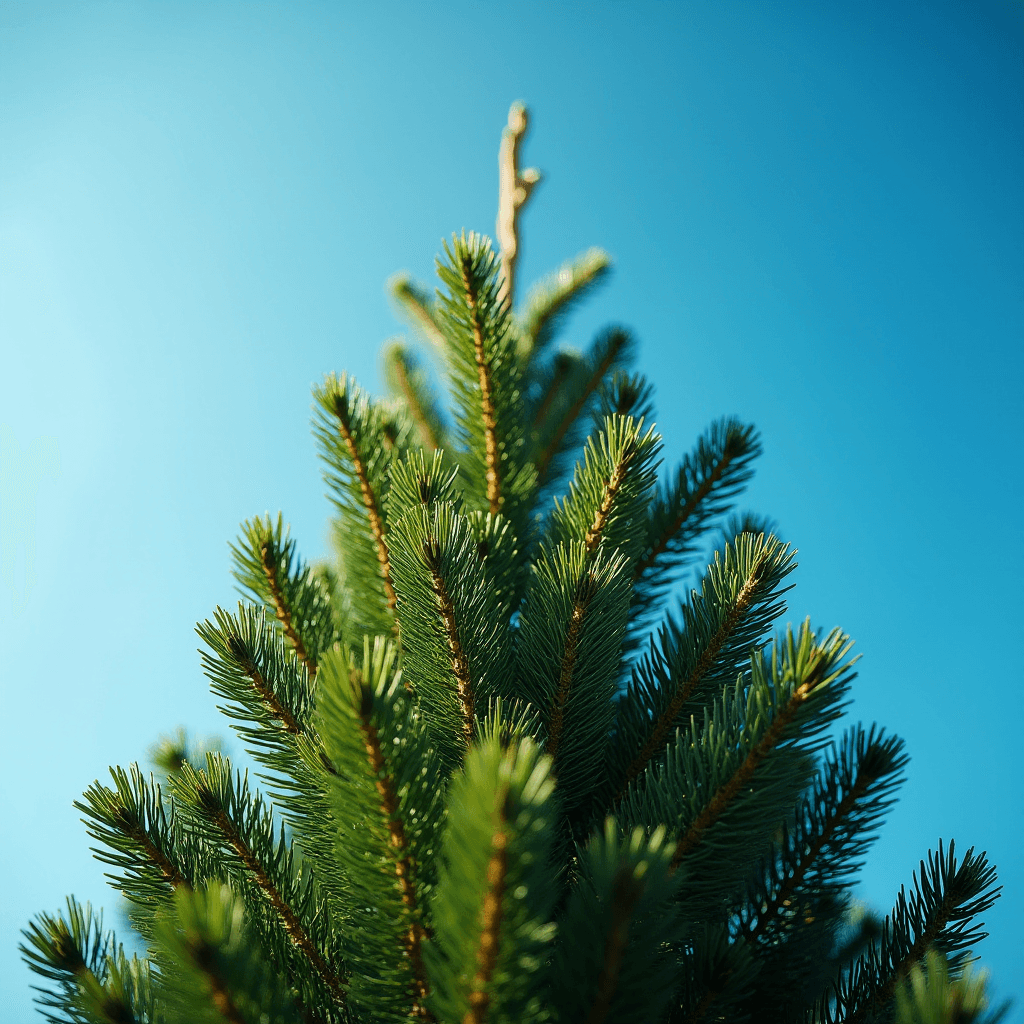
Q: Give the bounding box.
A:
[383,340,446,452]
[314,375,398,611]
[389,273,448,356]
[894,949,1008,1024]
[618,622,856,919]
[171,756,348,1017]
[436,232,534,532]
[76,765,204,939]
[626,419,762,651]
[609,533,795,808]
[153,882,303,1024]
[518,247,611,362]
[743,726,908,948]
[230,514,336,677]
[463,259,502,514]
[20,898,146,1024]
[389,500,514,771]
[316,640,445,1023]
[821,843,1001,1024]
[551,821,683,1024]
[496,101,541,308]
[592,370,657,427]
[534,327,633,486]
[423,731,558,1024]
[313,373,403,644]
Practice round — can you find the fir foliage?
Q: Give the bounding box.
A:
[24,103,1002,1024]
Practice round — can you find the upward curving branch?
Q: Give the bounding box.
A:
[328,393,398,611]
[460,258,503,514]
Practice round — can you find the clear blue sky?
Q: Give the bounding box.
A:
[1,2,1021,1018]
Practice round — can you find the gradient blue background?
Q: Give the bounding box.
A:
[2,2,1021,1019]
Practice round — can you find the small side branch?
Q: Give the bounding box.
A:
[422,540,475,746]
[358,707,434,1020]
[460,259,503,514]
[228,637,301,736]
[536,331,627,483]
[617,548,770,804]
[496,102,540,309]
[329,396,398,610]
[546,574,596,758]
[583,870,643,1024]
[633,446,739,582]
[202,798,348,1011]
[260,543,319,676]
[670,664,824,874]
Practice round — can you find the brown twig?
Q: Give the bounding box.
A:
[229,636,302,735]
[203,800,348,1011]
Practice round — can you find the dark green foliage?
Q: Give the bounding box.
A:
[25,104,1000,1024]
[552,820,683,1024]
[424,730,559,1023]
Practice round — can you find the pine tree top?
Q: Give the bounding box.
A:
[22,103,1003,1024]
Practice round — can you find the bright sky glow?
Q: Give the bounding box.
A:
[1,2,1021,1018]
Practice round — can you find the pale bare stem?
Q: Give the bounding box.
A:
[615,548,771,806]
[496,102,541,309]
[463,816,509,1024]
[358,709,434,1020]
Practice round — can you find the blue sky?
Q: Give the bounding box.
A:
[1,1,1021,1018]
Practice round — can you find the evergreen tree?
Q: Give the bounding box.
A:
[23,103,1004,1024]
